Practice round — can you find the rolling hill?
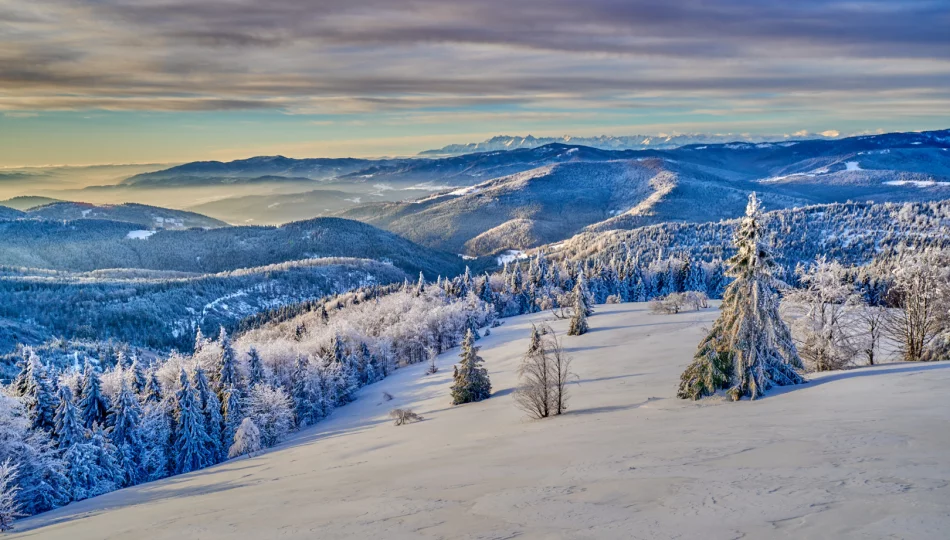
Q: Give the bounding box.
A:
[0,216,472,277]
[22,202,228,229]
[12,303,950,539]
[339,129,950,254]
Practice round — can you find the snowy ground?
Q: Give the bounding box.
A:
[14,303,950,539]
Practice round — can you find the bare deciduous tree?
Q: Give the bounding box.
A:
[389,408,422,426]
[786,257,862,372]
[885,250,950,362]
[515,324,575,419]
[858,304,888,366]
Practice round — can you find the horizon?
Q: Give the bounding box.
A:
[0,126,942,170]
[3,1,950,168]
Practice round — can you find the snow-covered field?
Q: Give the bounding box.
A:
[14,303,950,539]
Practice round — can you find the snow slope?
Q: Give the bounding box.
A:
[14,303,950,539]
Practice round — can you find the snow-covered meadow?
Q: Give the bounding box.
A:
[13,303,950,539]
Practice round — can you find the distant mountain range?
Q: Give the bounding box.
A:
[341,129,950,254]
[0,201,227,229]
[417,132,845,156]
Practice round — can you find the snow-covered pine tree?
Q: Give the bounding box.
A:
[192,366,224,463]
[228,418,261,459]
[416,271,426,297]
[450,329,491,405]
[217,327,240,391]
[108,378,145,486]
[138,402,172,481]
[21,351,57,432]
[0,459,21,532]
[173,368,213,474]
[567,285,589,336]
[527,324,543,355]
[221,385,243,451]
[678,193,804,401]
[129,356,148,394]
[576,274,594,316]
[143,369,163,403]
[194,327,207,354]
[246,347,266,385]
[79,362,109,428]
[54,385,84,448]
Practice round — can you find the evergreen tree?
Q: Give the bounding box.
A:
[193,366,224,463]
[79,363,109,429]
[129,356,148,394]
[109,379,145,486]
[143,370,163,403]
[194,327,207,354]
[567,291,589,336]
[53,385,84,448]
[21,352,57,432]
[575,274,594,316]
[173,369,213,474]
[527,324,543,354]
[247,347,266,385]
[416,271,426,297]
[221,385,243,453]
[450,329,491,405]
[678,194,805,401]
[217,327,240,391]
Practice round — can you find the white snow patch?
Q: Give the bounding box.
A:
[496,249,528,265]
[884,180,950,188]
[457,254,477,261]
[845,161,862,171]
[126,230,156,240]
[344,197,362,204]
[81,209,92,217]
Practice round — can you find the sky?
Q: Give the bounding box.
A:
[1,0,949,167]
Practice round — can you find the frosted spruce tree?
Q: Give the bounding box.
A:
[79,363,109,428]
[450,329,491,405]
[246,347,266,385]
[217,327,240,391]
[54,385,85,448]
[22,352,57,432]
[109,378,145,486]
[678,193,804,401]
[174,369,213,474]
[567,282,590,336]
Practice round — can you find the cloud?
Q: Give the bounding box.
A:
[0,0,947,121]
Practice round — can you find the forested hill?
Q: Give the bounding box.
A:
[0,216,473,278]
[23,202,228,229]
[549,200,950,272]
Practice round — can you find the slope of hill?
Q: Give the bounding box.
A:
[0,217,471,278]
[0,206,25,220]
[23,202,228,229]
[121,156,373,186]
[0,258,407,353]
[13,303,950,539]
[185,189,361,225]
[338,130,950,254]
[549,200,950,273]
[340,158,805,255]
[0,196,62,210]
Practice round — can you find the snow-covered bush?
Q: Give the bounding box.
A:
[228,418,262,459]
[245,384,294,448]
